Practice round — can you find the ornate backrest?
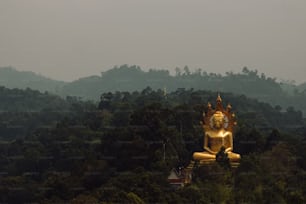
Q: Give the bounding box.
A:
[202,94,237,133]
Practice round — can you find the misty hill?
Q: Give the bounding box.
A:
[298,82,306,92]
[280,81,306,95]
[0,66,66,93]
[61,65,280,98]
[62,65,281,99]
[2,65,306,115]
[61,65,306,115]
[61,66,171,99]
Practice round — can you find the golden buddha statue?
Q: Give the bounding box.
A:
[193,94,240,164]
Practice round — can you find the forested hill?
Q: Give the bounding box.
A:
[62,65,284,100]
[2,65,306,115]
[0,87,305,203]
[61,65,306,115]
[0,86,96,140]
[0,86,68,112]
[0,67,66,93]
[298,82,306,92]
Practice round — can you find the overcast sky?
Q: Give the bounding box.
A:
[1,0,306,83]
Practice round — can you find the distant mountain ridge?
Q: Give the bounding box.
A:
[1,65,306,115]
[0,66,66,93]
[60,65,306,115]
[298,82,306,92]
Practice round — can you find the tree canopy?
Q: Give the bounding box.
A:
[0,86,305,203]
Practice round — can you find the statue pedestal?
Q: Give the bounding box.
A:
[230,162,240,168]
[199,159,215,166]
[197,160,239,168]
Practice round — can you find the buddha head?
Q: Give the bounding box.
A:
[212,111,224,129]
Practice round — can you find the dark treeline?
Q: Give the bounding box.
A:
[0,86,305,203]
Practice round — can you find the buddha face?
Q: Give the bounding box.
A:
[212,111,224,129]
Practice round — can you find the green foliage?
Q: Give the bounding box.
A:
[126,192,145,204]
[0,87,305,203]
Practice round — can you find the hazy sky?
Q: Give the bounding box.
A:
[1,0,306,83]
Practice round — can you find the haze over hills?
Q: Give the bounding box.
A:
[298,82,306,92]
[0,67,66,93]
[1,65,306,115]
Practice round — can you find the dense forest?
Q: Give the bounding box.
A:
[1,66,306,116]
[0,86,305,203]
